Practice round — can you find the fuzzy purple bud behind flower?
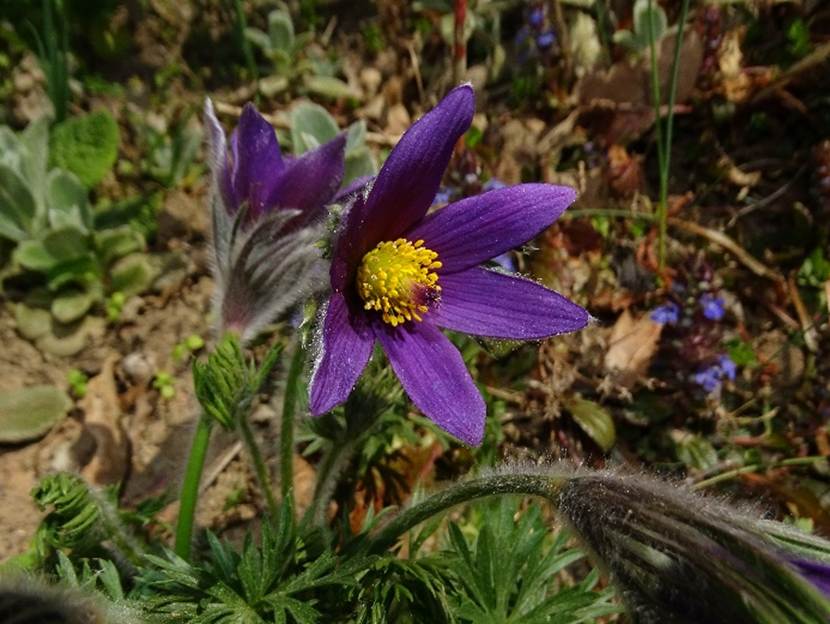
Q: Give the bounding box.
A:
[308,85,588,446]
[204,99,346,343]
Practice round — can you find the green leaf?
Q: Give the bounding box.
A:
[566,396,616,452]
[344,149,375,185]
[268,9,295,52]
[673,431,719,471]
[290,102,339,155]
[0,385,71,443]
[304,75,361,101]
[0,163,37,241]
[19,117,50,201]
[633,0,667,47]
[50,110,120,188]
[47,168,91,230]
[13,304,52,340]
[109,252,157,296]
[51,289,96,324]
[15,239,59,271]
[94,225,145,266]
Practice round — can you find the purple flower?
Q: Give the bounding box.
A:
[700,293,725,320]
[204,100,346,341]
[308,85,588,445]
[790,558,830,597]
[536,30,556,49]
[650,302,680,325]
[693,367,722,393]
[717,354,737,380]
[528,6,544,28]
[482,178,507,192]
[693,354,738,393]
[432,187,454,206]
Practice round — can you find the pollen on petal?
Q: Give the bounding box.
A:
[356,238,441,326]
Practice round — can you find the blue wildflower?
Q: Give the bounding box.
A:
[700,293,725,320]
[432,187,453,205]
[717,354,737,380]
[694,354,738,393]
[650,302,680,325]
[693,367,722,393]
[536,30,556,49]
[528,6,544,28]
[482,178,507,192]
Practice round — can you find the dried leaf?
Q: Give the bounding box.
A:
[604,309,662,382]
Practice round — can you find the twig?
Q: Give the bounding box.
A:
[787,274,819,353]
[752,41,830,104]
[200,441,243,494]
[453,0,467,84]
[550,0,571,79]
[407,42,425,103]
[667,217,784,283]
[691,455,827,491]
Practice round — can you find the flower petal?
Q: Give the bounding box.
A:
[309,293,375,415]
[232,103,285,215]
[430,267,589,339]
[407,183,576,273]
[376,321,485,446]
[346,84,475,254]
[264,134,346,221]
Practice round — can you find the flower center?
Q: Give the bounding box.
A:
[357,238,442,326]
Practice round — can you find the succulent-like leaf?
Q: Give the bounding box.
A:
[0,163,37,241]
[51,290,96,324]
[304,75,361,101]
[49,110,120,188]
[109,252,158,296]
[47,169,91,231]
[268,9,295,53]
[289,102,339,156]
[565,396,616,452]
[0,385,71,443]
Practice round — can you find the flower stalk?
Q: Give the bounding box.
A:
[238,412,279,519]
[279,341,305,508]
[174,415,213,560]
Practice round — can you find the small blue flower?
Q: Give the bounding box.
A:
[528,6,544,28]
[650,302,680,325]
[694,354,739,393]
[432,187,453,205]
[483,178,507,192]
[694,367,722,393]
[536,30,556,49]
[717,355,737,380]
[492,252,517,273]
[700,293,725,321]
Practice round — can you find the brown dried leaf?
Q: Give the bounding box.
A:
[604,309,662,382]
[79,355,129,486]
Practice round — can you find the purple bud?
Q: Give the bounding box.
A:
[700,293,725,321]
[790,558,830,597]
[650,302,680,325]
[528,6,544,28]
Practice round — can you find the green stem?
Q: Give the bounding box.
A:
[657,0,692,268]
[238,414,279,519]
[361,472,566,555]
[231,0,259,94]
[692,456,827,491]
[174,416,213,560]
[280,343,305,508]
[646,0,666,268]
[303,437,356,527]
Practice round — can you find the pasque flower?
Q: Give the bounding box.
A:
[308,85,588,445]
[204,100,346,342]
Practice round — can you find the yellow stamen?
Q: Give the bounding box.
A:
[357,238,442,326]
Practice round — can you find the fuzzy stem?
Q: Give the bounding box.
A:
[362,472,566,555]
[174,415,213,560]
[238,414,279,519]
[302,437,356,527]
[280,342,305,508]
[453,0,467,84]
